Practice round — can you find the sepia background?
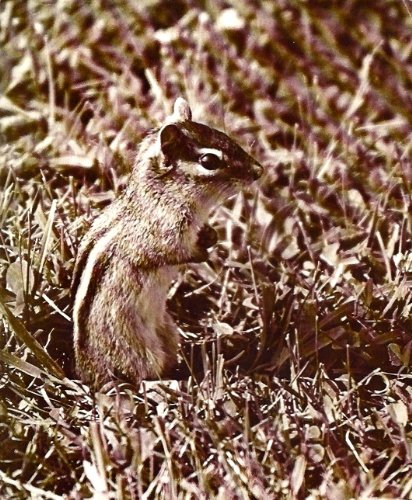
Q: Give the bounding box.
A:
[1,1,412,497]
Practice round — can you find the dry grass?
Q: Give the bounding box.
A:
[1,0,412,498]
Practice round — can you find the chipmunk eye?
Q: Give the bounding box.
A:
[199,153,224,171]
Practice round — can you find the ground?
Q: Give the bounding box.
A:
[0,1,412,498]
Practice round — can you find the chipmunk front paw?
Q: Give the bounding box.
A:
[192,225,218,262]
[198,224,218,249]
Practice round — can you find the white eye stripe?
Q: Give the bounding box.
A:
[197,148,223,159]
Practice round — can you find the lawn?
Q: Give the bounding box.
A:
[1,0,412,498]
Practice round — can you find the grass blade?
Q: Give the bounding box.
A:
[0,285,64,379]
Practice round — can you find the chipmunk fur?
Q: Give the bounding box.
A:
[72,98,262,389]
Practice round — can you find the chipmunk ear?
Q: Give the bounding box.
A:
[171,97,192,122]
[159,123,183,157]
[159,99,191,161]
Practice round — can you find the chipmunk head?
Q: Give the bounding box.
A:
[152,98,262,193]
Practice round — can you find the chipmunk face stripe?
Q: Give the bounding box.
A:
[73,225,120,347]
[197,147,223,159]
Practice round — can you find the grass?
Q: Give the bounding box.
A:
[1,0,412,497]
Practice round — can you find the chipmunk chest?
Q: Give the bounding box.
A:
[131,267,178,320]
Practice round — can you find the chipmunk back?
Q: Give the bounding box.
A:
[72,98,262,389]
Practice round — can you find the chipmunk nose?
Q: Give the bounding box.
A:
[251,161,263,180]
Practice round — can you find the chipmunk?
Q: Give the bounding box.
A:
[72,98,262,390]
